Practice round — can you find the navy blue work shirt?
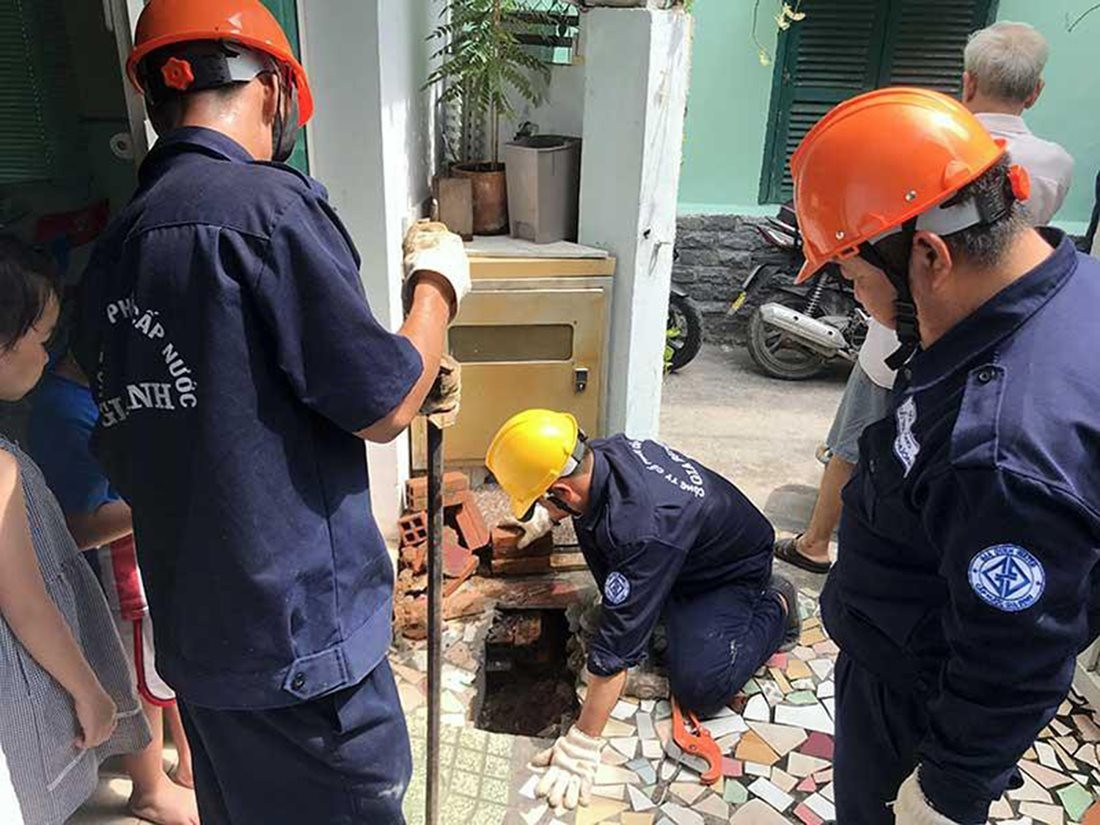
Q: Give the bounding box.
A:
[822,230,1100,822]
[74,128,422,710]
[574,435,774,677]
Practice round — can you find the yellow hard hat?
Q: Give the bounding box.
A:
[486,409,582,519]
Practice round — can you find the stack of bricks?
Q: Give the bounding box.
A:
[397,471,490,585]
[394,471,495,639]
[489,523,586,576]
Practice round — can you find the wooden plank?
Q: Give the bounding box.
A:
[549,552,587,571]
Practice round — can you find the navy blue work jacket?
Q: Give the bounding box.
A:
[573,435,774,677]
[74,128,422,709]
[822,231,1100,821]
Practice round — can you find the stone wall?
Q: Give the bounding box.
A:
[672,213,794,346]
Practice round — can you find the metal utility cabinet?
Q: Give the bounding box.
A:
[413,254,615,470]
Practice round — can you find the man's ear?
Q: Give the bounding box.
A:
[257,72,280,126]
[1023,78,1044,111]
[962,71,977,104]
[547,480,572,502]
[909,231,954,294]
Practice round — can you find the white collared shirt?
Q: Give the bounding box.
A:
[976,112,1075,226]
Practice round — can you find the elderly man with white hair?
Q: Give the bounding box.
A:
[963,20,1075,225]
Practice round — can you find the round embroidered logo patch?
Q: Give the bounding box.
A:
[968,544,1045,613]
[604,572,631,606]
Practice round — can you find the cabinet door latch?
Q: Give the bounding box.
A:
[574,367,589,393]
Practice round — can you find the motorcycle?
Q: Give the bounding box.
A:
[733,203,867,380]
[666,285,703,373]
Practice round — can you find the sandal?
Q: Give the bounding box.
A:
[774,535,832,575]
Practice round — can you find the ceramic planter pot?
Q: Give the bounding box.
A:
[453,163,509,235]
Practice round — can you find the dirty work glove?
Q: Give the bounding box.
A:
[893,769,965,825]
[403,220,471,320]
[531,725,603,810]
[421,354,461,428]
[500,503,556,550]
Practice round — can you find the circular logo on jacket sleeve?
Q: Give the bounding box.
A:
[968,544,1045,612]
[604,572,631,606]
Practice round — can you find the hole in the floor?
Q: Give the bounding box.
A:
[476,608,579,738]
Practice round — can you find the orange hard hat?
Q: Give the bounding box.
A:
[126,0,313,126]
[791,87,1005,283]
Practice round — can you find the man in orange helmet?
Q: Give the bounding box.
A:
[73,1,468,822]
[793,88,1100,823]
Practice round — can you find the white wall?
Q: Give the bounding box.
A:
[496,59,587,150]
[578,9,693,439]
[301,0,438,539]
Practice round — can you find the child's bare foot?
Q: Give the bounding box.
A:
[129,773,199,825]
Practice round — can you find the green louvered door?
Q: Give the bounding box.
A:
[0,0,79,184]
[759,0,997,204]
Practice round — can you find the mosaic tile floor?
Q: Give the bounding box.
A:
[393,587,1100,825]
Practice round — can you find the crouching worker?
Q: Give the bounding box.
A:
[486,410,801,810]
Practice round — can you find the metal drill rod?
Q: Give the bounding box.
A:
[425,418,445,825]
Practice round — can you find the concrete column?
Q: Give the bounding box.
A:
[300,1,435,539]
[578,8,693,439]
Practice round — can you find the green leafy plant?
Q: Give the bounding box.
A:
[751,0,805,66]
[427,0,553,164]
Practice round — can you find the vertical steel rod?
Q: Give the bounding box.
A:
[425,419,445,825]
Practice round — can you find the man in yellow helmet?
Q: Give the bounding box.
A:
[487,410,800,810]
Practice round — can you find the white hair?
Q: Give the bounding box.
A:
[964,21,1049,104]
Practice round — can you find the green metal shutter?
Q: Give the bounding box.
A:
[759,0,889,204]
[259,0,309,174]
[880,0,997,93]
[0,0,78,184]
[759,0,998,204]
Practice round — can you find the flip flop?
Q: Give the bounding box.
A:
[774,535,832,575]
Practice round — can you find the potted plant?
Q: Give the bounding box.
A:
[428,0,552,234]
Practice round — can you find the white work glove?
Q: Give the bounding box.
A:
[501,503,556,550]
[402,220,471,321]
[893,769,965,825]
[531,725,603,810]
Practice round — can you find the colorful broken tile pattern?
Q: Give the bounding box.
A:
[391,588,1100,824]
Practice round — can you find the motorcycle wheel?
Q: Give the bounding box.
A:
[746,290,828,380]
[666,292,704,372]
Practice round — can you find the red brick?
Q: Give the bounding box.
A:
[400,543,426,575]
[444,557,478,595]
[491,525,554,559]
[401,585,489,637]
[486,612,543,647]
[453,490,491,550]
[491,524,522,551]
[443,541,474,578]
[405,471,470,512]
[398,511,428,547]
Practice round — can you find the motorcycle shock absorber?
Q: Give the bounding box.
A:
[803,274,828,317]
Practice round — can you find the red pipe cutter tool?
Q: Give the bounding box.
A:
[671,698,723,785]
